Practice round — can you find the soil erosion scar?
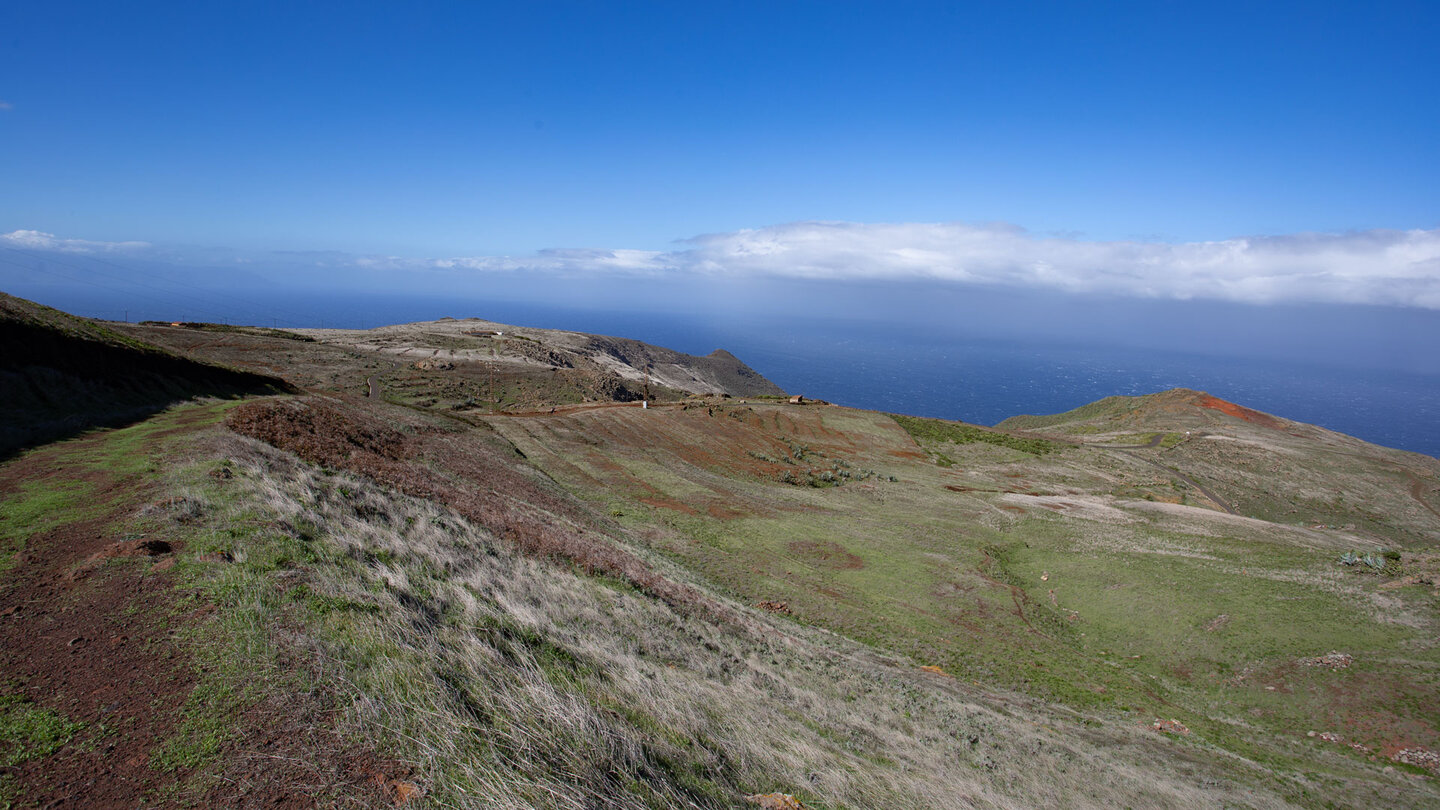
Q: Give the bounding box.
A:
[1193,394,1287,430]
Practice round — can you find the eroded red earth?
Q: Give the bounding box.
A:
[1192,393,1287,430]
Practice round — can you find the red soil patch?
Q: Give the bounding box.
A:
[71,537,177,580]
[638,496,698,515]
[0,419,395,807]
[0,507,197,807]
[707,502,749,520]
[1193,394,1287,430]
[945,484,1020,495]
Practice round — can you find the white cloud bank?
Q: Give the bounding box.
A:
[420,222,1440,309]
[1,229,150,253]
[7,222,1440,308]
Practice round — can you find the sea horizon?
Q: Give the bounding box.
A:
[21,286,1439,460]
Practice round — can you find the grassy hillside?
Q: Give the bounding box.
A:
[5,396,1340,808]
[120,315,785,418]
[3,298,1438,807]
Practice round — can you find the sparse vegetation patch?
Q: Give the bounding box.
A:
[891,414,1060,456]
[0,694,84,767]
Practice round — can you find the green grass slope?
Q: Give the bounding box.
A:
[5,303,1439,807]
[5,396,1352,808]
[487,398,1440,805]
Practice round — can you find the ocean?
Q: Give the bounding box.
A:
[22,286,1440,459]
[474,306,1440,460]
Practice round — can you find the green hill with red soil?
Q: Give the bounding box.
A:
[2,295,1438,809]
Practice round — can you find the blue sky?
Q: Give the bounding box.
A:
[3,2,1438,452]
[3,1,1436,260]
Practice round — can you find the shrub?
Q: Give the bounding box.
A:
[891,415,1059,456]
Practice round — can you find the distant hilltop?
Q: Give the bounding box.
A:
[103,308,787,417]
[290,316,785,400]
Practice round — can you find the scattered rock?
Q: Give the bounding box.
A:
[755,600,791,614]
[1394,748,1440,772]
[413,358,454,371]
[1151,718,1190,735]
[1299,652,1353,669]
[746,794,807,810]
[367,771,423,806]
[142,496,204,522]
[1204,614,1230,632]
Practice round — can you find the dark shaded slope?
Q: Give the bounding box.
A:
[0,292,293,458]
[582,335,785,397]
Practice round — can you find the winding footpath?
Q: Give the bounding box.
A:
[1088,434,1237,515]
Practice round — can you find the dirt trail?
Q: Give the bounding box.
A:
[0,413,394,807]
[1099,434,1167,450]
[0,453,195,806]
[1109,448,1236,515]
[487,400,685,418]
[1410,476,1440,521]
[1082,435,1235,514]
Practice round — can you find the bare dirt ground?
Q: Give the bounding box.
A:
[0,447,194,807]
[0,413,396,808]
